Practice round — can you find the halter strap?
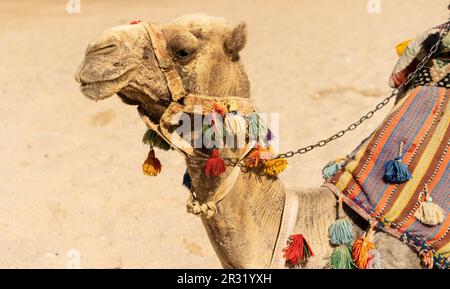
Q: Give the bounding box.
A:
[269,190,299,268]
[143,22,186,102]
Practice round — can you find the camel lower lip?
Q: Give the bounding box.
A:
[79,69,135,100]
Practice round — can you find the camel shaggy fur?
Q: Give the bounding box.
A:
[75,14,422,268]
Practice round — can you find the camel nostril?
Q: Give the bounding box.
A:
[86,43,118,56]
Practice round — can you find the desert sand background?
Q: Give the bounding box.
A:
[0,0,448,268]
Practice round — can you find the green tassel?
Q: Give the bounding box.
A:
[143,129,172,151]
[330,245,354,269]
[248,112,267,140]
[328,218,355,245]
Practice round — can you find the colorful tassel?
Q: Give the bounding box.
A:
[366,248,381,269]
[245,144,273,168]
[352,226,376,269]
[143,129,172,151]
[265,128,274,142]
[330,245,354,269]
[226,100,239,113]
[414,185,445,226]
[224,112,246,135]
[395,39,412,56]
[248,112,267,140]
[283,234,314,266]
[205,149,226,177]
[203,110,225,143]
[142,149,162,176]
[262,157,288,176]
[328,218,355,245]
[322,158,346,181]
[419,249,434,269]
[383,142,412,184]
[212,102,227,117]
[182,170,192,190]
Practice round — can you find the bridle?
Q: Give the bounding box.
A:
[139,22,256,157]
[139,22,258,218]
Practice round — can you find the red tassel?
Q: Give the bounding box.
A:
[130,20,141,25]
[205,149,226,176]
[212,103,227,117]
[283,234,314,266]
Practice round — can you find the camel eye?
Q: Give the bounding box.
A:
[175,49,190,59]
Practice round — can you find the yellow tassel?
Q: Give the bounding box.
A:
[395,39,412,56]
[226,100,239,113]
[414,185,445,226]
[262,158,288,176]
[142,149,162,176]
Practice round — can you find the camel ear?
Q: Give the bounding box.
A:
[225,22,247,61]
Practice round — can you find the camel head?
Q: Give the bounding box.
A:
[75,14,250,124]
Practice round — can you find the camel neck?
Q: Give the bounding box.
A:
[185,156,286,268]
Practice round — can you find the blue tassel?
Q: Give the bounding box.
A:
[182,170,192,190]
[322,158,345,181]
[328,218,355,245]
[322,162,340,180]
[383,157,412,184]
[383,142,412,184]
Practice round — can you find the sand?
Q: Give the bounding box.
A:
[0,0,448,268]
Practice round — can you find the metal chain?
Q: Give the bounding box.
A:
[223,27,449,168]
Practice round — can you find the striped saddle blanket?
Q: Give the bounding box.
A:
[325,85,449,268]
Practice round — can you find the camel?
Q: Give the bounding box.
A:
[75,14,423,268]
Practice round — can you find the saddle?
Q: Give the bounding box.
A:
[324,25,450,269]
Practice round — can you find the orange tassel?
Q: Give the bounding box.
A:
[352,227,376,269]
[212,103,227,117]
[205,149,226,177]
[419,249,434,269]
[142,149,162,176]
[245,144,273,168]
[283,234,314,266]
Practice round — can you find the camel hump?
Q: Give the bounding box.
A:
[389,21,450,89]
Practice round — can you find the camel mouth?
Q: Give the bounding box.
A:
[79,69,136,100]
